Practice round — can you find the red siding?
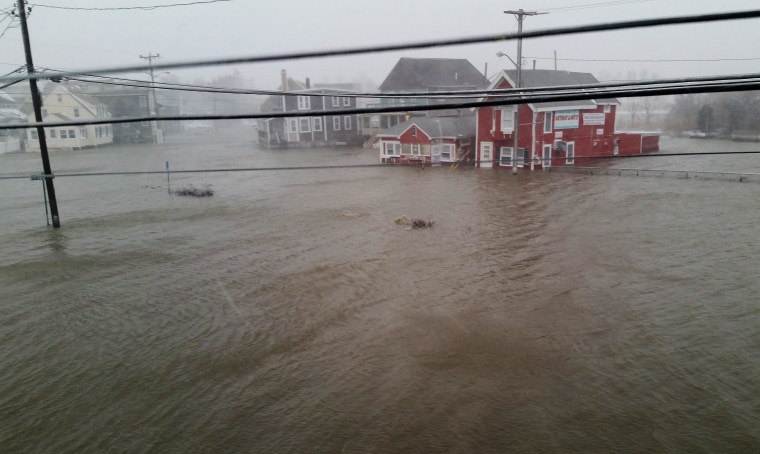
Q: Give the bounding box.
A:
[398,125,431,144]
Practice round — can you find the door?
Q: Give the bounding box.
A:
[431,144,442,166]
[481,142,493,168]
[542,144,552,168]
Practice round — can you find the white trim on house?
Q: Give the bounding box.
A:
[565,141,575,165]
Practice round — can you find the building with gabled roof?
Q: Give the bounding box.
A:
[475,69,657,170]
[20,82,113,151]
[376,115,475,166]
[257,70,361,148]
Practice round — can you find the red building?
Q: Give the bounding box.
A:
[377,116,475,166]
[476,69,658,169]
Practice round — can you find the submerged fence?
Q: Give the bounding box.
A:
[548,166,760,183]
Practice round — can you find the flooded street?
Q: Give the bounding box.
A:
[1,129,760,452]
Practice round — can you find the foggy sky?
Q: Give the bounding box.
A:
[1,0,758,90]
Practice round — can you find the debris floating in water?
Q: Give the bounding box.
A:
[173,184,214,197]
[394,215,434,228]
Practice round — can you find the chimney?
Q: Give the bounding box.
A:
[281,69,288,91]
[305,77,311,89]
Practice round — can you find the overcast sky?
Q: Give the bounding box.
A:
[1,0,759,90]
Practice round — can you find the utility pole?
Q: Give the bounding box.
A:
[504,8,545,174]
[140,52,162,143]
[17,0,60,227]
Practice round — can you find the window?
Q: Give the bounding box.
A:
[500,147,525,167]
[344,116,351,130]
[500,147,513,166]
[299,117,311,133]
[41,108,48,117]
[74,108,80,118]
[603,105,611,113]
[60,130,68,139]
[80,128,87,139]
[297,95,310,110]
[332,96,339,107]
[566,141,575,165]
[49,129,56,138]
[384,141,401,157]
[343,97,350,107]
[289,119,298,133]
[30,130,38,139]
[333,116,341,130]
[544,112,552,133]
[411,144,421,156]
[69,129,76,138]
[411,126,417,137]
[434,144,455,161]
[500,108,515,132]
[313,117,323,132]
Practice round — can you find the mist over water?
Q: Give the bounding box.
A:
[1,130,759,452]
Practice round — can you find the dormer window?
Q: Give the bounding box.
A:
[297,95,310,110]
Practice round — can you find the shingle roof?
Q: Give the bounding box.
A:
[378,116,475,139]
[379,58,488,92]
[503,69,619,109]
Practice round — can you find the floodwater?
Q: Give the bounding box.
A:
[1,130,759,452]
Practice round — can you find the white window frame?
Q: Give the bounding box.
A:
[288,118,298,133]
[384,141,401,157]
[543,112,552,133]
[500,147,513,166]
[565,141,575,165]
[342,97,350,107]
[60,130,67,139]
[50,129,56,138]
[604,104,611,113]
[297,95,310,110]
[411,143,421,156]
[500,107,515,133]
[434,143,455,162]
[74,108,80,118]
[344,115,352,130]
[299,117,311,133]
[69,129,76,138]
[332,96,339,107]
[333,116,341,131]
[41,108,48,117]
[80,128,87,139]
[313,117,323,132]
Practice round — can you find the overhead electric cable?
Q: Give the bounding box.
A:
[4,76,760,130]
[30,0,231,11]
[2,8,760,83]
[49,67,760,99]
[526,55,760,63]
[539,0,656,13]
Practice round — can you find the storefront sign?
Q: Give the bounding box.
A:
[554,110,579,129]
[583,113,606,125]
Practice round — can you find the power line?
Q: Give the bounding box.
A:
[4,76,760,130]
[526,55,760,63]
[539,0,656,13]
[3,8,760,84]
[29,0,231,11]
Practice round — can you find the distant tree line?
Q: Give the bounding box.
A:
[664,92,760,135]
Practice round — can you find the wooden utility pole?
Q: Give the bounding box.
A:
[17,0,60,227]
[504,8,546,174]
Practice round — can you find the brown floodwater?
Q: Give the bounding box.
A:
[1,130,759,452]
